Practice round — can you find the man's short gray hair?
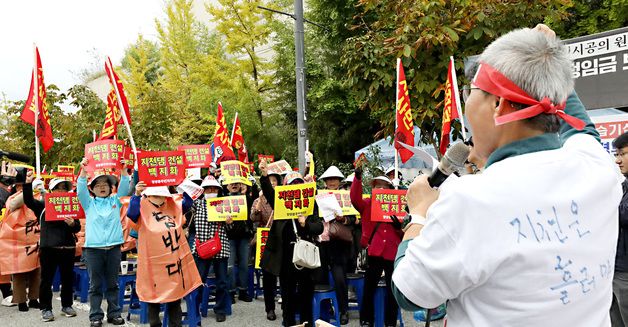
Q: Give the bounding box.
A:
[479,28,574,132]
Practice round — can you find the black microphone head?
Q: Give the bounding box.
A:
[441,142,470,174]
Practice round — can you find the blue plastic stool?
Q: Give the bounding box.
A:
[73,266,90,303]
[126,301,152,324]
[200,274,217,317]
[312,285,341,327]
[163,290,201,327]
[253,268,263,298]
[117,272,137,311]
[52,268,61,292]
[374,281,404,327]
[347,273,365,312]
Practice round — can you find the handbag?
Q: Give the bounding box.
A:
[357,222,381,271]
[195,230,221,259]
[291,218,321,270]
[328,221,353,242]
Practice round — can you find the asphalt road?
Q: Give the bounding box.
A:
[0,292,444,327]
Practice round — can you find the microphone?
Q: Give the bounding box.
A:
[0,150,31,163]
[428,142,470,188]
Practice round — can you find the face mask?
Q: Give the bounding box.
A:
[204,193,218,199]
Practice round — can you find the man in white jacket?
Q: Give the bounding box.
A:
[392,25,623,327]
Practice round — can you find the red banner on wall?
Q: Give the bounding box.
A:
[177,145,213,168]
[370,189,407,223]
[137,150,187,186]
[85,139,125,171]
[44,192,85,221]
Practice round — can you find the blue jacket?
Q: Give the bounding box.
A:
[77,175,130,248]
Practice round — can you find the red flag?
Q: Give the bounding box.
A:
[394,59,415,163]
[230,114,249,164]
[105,57,131,125]
[21,47,54,153]
[439,58,460,155]
[213,103,236,164]
[98,90,120,140]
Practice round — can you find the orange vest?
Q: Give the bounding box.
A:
[119,197,137,253]
[0,192,40,274]
[136,195,201,303]
[74,219,86,257]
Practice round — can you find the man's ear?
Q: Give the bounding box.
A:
[494,98,517,120]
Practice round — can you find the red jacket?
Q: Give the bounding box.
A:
[350,177,402,261]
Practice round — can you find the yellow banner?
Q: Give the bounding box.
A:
[57,165,75,173]
[0,208,5,222]
[273,182,317,220]
[255,227,270,269]
[220,160,252,186]
[318,190,359,216]
[206,195,248,222]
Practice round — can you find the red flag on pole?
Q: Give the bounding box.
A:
[213,103,236,164]
[230,113,249,164]
[21,47,54,153]
[394,59,415,163]
[439,58,461,155]
[98,90,120,140]
[104,57,131,125]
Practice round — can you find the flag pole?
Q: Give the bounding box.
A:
[33,44,41,177]
[394,58,400,190]
[450,56,467,140]
[106,57,137,168]
[230,112,238,146]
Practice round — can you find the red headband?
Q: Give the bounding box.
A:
[472,62,585,130]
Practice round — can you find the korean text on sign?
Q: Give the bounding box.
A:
[255,227,270,269]
[273,182,317,220]
[220,160,252,186]
[84,139,126,170]
[319,190,359,216]
[177,145,213,168]
[138,150,187,187]
[44,192,85,222]
[370,189,408,223]
[206,195,248,222]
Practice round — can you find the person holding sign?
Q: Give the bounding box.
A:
[77,158,130,327]
[317,165,354,325]
[259,159,323,327]
[0,161,16,307]
[0,170,41,313]
[127,182,200,327]
[189,175,231,323]
[224,179,258,303]
[23,172,80,321]
[251,171,281,321]
[350,167,401,327]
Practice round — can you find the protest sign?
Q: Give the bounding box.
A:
[206,195,248,221]
[267,160,292,175]
[370,189,407,223]
[138,150,187,187]
[592,113,628,155]
[220,160,251,186]
[176,179,204,200]
[44,192,85,221]
[85,139,125,171]
[57,165,75,173]
[258,154,275,164]
[123,146,138,169]
[52,171,75,183]
[185,168,202,180]
[319,190,359,217]
[354,153,368,168]
[273,182,316,220]
[177,145,213,168]
[316,193,343,222]
[255,227,270,269]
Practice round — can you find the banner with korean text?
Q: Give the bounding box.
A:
[318,190,359,216]
[220,160,252,186]
[138,150,187,186]
[177,145,213,168]
[255,227,270,269]
[370,189,407,223]
[273,182,317,220]
[206,195,248,221]
[44,192,85,221]
[85,140,125,171]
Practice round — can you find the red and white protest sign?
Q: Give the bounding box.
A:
[370,189,407,223]
[592,114,628,155]
[137,150,187,186]
[52,171,76,183]
[258,154,275,164]
[177,145,213,168]
[85,140,125,171]
[44,192,85,221]
[267,160,292,175]
[123,146,138,170]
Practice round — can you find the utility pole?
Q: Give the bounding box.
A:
[293,0,308,174]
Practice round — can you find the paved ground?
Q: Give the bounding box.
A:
[0,292,444,327]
